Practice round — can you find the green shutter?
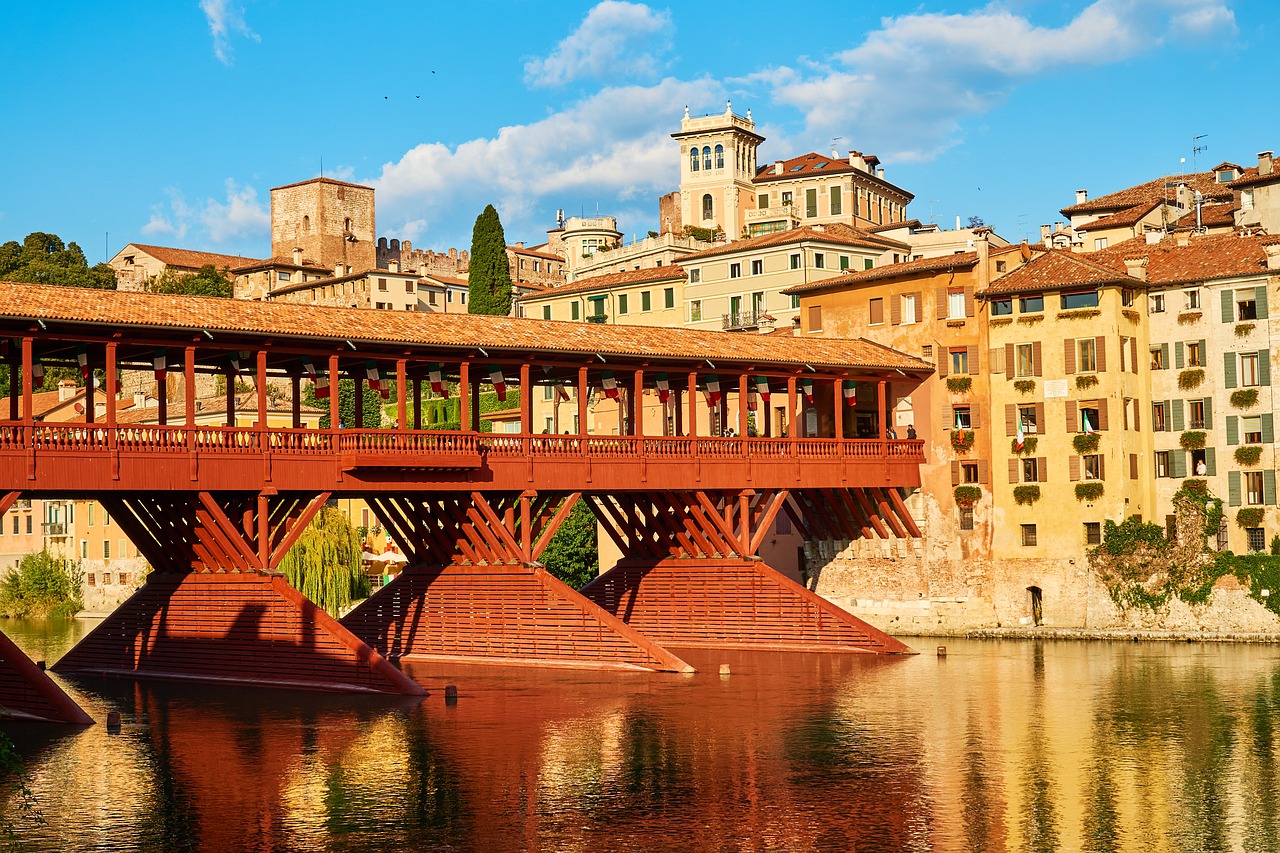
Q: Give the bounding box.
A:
[1222,289,1235,323]
[1229,471,1242,506]
[1227,415,1239,445]
[1257,285,1269,320]
[1205,447,1216,477]
[1224,352,1237,389]
[1259,349,1271,386]
[1199,339,1207,360]
[1171,451,1187,478]
[1263,414,1275,444]
[1161,343,1170,369]
[1203,397,1213,430]
[1266,470,1277,506]
[1171,399,1185,431]
[1174,341,1184,368]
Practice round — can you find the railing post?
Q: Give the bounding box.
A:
[328,355,340,436]
[256,349,268,450]
[185,346,197,456]
[396,358,408,432]
[84,349,96,425]
[633,369,645,439]
[831,377,841,440]
[459,360,470,432]
[519,362,532,435]
[21,336,32,477]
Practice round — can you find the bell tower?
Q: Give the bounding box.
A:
[672,102,764,240]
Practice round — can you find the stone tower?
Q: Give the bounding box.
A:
[270,178,376,273]
[672,103,763,240]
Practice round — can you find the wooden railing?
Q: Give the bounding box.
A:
[0,422,925,464]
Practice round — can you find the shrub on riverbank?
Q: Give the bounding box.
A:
[0,552,83,618]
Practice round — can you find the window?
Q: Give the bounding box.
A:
[1248,527,1266,553]
[789,253,801,270]
[1186,289,1201,309]
[1246,471,1265,505]
[702,194,714,220]
[703,148,712,170]
[869,297,884,325]
[1077,338,1097,372]
[953,406,972,429]
[961,462,979,483]
[25,516,30,535]
[790,294,801,309]
[950,349,969,375]
[1243,189,1255,211]
[375,302,386,310]
[959,507,975,531]
[782,191,793,207]
[1085,522,1102,545]
[664,287,674,309]
[542,305,552,320]
[689,269,701,284]
[690,300,702,322]
[1189,399,1205,430]
[901,293,917,324]
[103,540,110,560]
[1150,347,1165,370]
[1022,457,1040,483]
[618,294,629,315]
[378,278,388,291]
[1080,406,1100,433]
[543,386,554,401]
[839,256,850,270]
[1121,289,1135,307]
[1083,454,1102,480]
[729,263,741,279]
[1094,238,1108,251]
[1155,451,1170,477]
[1238,290,1258,321]
[757,193,769,209]
[752,291,765,315]
[948,290,966,319]
[1243,416,1263,444]
[1186,341,1203,367]
[996,260,1007,273]
[102,573,111,585]
[1241,352,1260,386]
[806,188,818,218]
[714,144,724,169]
[814,253,825,269]
[10,515,15,535]
[278,271,292,282]
[690,148,700,171]
[88,504,94,526]
[1016,344,1035,377]
[428,291,437,306]
[1150,293,1166,313]
[641,291,651,311]
[572,302,580,320]
[1020,295,1044,313]
[992,299,1013,316]
[830,186,842,215]
[922,345,933,360]
[1022,524,1038,546]
[1018,405,1038,434]
[808,305,823,332]
[1153,402,1167,432]
[863,258,874,270]
[80,540,87,559]
[750,259,763,276]
[1061,290,1100,310]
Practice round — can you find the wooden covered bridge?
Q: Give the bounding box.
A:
[0,281,931,720]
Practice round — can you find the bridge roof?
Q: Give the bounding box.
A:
[0,281,930,374]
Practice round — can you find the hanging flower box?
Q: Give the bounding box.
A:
[1013,379,1036,395]
[953,486,982,508]
[1075,374,1099,390]
[1011,436,1038,455]
[1075,482,1104,502]
[1013,485,1041,506]
[1235,445,1263,466]
[1230,388,1259,409]
[1235,323,1255,337]
[1177,311,1202,325]
[1179,430,1206,451]
[1236,507,1266,529]
[1177,369,1204,391]
[946,376,972,394]
[950,430,975,453]
[1072,433,1100,454]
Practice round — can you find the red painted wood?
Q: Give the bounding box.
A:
[0,629,92,724]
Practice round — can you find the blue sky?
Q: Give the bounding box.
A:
[1,1,1274,263]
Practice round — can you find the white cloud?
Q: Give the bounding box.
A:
[753,0,1236,162]
[200,0,259,65]
[139,180,267,247]
[525,1,673,87]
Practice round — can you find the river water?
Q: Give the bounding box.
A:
[0,619,1277,852]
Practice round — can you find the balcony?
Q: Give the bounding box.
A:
[586,314,608,324]
[722,310,764,331]
[42,522,67,537]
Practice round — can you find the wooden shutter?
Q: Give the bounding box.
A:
[1008,458,1019,484]
[1006,404,1017,436]
[1226,415,1238,446]
[970,407,981,429]
[1064,339,1076,374]
[1005,344,1015,377]
[1174,341,1185,369]
[1130,337,1138,373]
[991,348,1005,374]
[1222,289,1234,323]
[1266,470,1277,506]
[1097,399,1109,431]
[938,350,949,378]
[1123,397,1130,430]
[936,287,948,319]
[1257,284,1269,320]
[1224,352,1237,389]
[914,292,923,318]
[1171,399,1184,431]
[1263,413,1274,443]
[1035,403,1045,432]
[1203,397,1213,430]
[1098,455,1106,481]
[1134,403,1140,431]
[977,459,989,484]
[1259,349,1270,386]
[964,286,975,317]
[952,460,962,486]
[1130,453,1139,480]
[1171,451,1186,479]
[1161,343,1170,369]
[1205,447,1216,477]
[1032,341,1043,376]
[1096,337,1106,372]
[1069,456,1080,481]
[967,345,978,373]
[868,299,883,325]
[1198,339,1207,363]
[1037,457,1048,482]
[890,294,902,325]
[1228,470,1241,506]
[1065,400,1077,433]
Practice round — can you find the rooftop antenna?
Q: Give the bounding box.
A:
[830,136,843,158]
[929,200,940,224]
[320,155,324,178]
[1192,135,1208,173]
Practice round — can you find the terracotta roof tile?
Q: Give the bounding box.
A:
[1090,233,1274,285]
[783,252,978,296]
[1169,202,1238,230]
[0,280,929,373]
[1061,169,1254,216]
[270,176,372,192]
[1229,168,1280,190]
[979,250,1134,297]
[115,393,324,425]
[752,152,911,199]
[679,224,900,263]
[509,246,563,262]
[525,266,686,299]
[1074,201,1161,231]
[125,244,262,272]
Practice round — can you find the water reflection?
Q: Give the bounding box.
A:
[0,627,1278,852]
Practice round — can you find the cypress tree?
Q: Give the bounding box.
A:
[467,204,513,316]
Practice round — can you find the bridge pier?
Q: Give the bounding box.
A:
[0,629,92,724]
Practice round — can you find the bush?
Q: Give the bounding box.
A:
[1236,507,1266,530]
[1235,446,1263,466]
[0,552,83,618]
[1177,369,1204,390]
[1236,323,1255,337]
[540,500,598,589]
[1075,482,1104,501]
[1013,380,1036,394]
[1072,433,1100,454]
[1075,374,1098,390]
[1230,388,1259,409]
[1179,431,1206,450]
[945,376,972,393]
[953,486,982,508]
[1013,485,1041,505]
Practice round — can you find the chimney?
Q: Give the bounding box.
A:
[1040,224,1051,243]
[1055,221,1065,235]
[515,242,525,249]
[1176,232,1190,247]
[791,316,801,337]
[388,259,400,273]
[133,391,145,409]
[757,314,777,334]
[1260,151,1274,176]
[848,151,867,171]
[876,167,885,180]
[774,160,784,175]
[292,247,302,266]
[1145,231,1163,245]
[1123,257,1147,281]
[58,379,76,402]
[334,263,343,277]
[974,233,991,291]
[1265,243,1280,270]
[1076,189,1088,204]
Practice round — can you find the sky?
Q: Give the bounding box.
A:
[1,0,1275,264]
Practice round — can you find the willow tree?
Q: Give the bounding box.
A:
[279,506,369,616]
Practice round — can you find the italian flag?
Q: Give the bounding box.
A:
[153,349,168,381]
[704,374,721,406]
[229,351,250,376]
[429,363,447,396]
[843,380,857,406]
[489,366,507,401]
[314,372,330,399]
[801,377,814,403]
[299,355,315,378]
[755,376,771,403]
[32,361,43,387]
[654,372,670,403]
[364,361,381,393]
[601,370,619,400]
[954,409,966,443]
[76,345,88,379]
[1015,419,1025,451]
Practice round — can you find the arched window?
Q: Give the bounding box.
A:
[714,144,724,169]
[702,147,712,171]
[344,217,353,232]
[302,215,310,234]
[690,148,700,172]
[702,194,714,220]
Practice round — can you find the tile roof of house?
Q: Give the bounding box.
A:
[421,274,468,288]
[1060,169,1254,217]
[126,244,262,272]
[270,176,373,192]
[1229,167,1280,190]
[783,252,979,296]
[115,392,325,425]
[679,224,902,263]
[523,266,685,299]
[979,250,1135,297]
[1074,201,1161,231]
[865,219,924,233]
[230,257,332,275]
[1090,233,1278,285]
[509,246,563,262]
[0,280,930,373]
[753,152,913,198]
[1169,202,1239,230]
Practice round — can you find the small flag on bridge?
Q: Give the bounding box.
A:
[364,361,382,394]
[801,377,814,404]
[489,366,507,401]
[843,380,857,406]
[32,361,44,387]
[704,374,721,406]
[429,363,447,396]
[76,346,88,379]
[154,349,168,382]
[755,376,771,404]
[654,372,670,403]
[229,351,251,377]
[601,370,619,400]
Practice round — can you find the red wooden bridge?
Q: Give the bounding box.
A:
[0,282,931,718]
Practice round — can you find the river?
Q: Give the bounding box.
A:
[0,618,1277,852]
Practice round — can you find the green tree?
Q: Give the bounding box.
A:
[147,264,233,298]
[467,204,512,316]
[0,551,83,618]
[0,232,115,289]
[278,506,370,616]
[302,379,383,429]
[541,500,598,589]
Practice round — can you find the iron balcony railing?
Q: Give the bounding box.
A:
[722,310,764,331]
[42,521,67,536]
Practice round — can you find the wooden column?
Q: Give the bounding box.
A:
[256,349,268,428]
[633,370,645,438]
[465,358,476,427]
[291,374,302,428]
[519,362,532,434]
[877,380,887,440]
[738,373,749,438]
[225,364,236,428]
[257,492,270,570]
[328,355,340,430]
[396,358,408,431]
[84,352,96,424]
[763,379,772,437]
[412,378,421,430]
[687,372,698,438]
[832,378,842,439]
[673,389,683,435]
[8,349,18,421]
[185,347,196,427]
[20,337,32,426]
[470,369,481,432]
[577,366,588,436]
[105,342,117,427]
[787,376,797,438]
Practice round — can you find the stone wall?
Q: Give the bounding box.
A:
[377,238,468,276]
[271,180,376,273]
